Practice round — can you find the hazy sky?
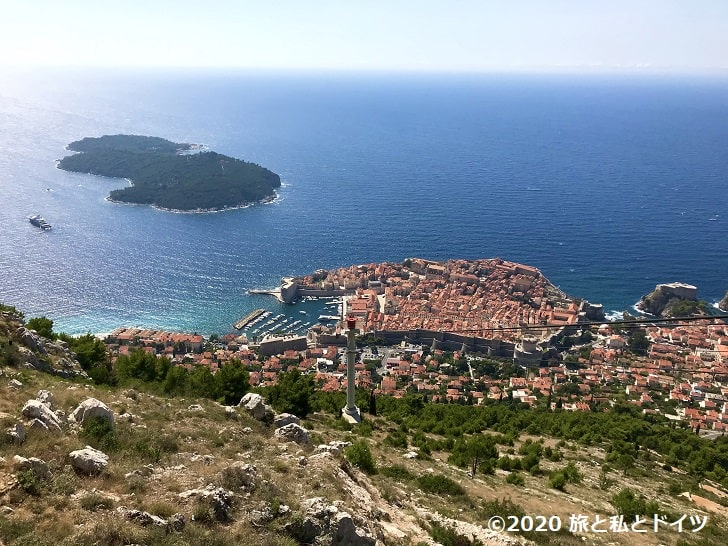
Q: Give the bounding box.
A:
[2,0,727,73]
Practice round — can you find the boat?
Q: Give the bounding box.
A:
[29,215,51,230]
[300,310,307,315]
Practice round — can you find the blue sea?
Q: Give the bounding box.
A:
[1,68,727,335]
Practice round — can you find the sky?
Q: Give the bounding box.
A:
[1,0,727,74]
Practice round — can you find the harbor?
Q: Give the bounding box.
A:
[231,295,345,340]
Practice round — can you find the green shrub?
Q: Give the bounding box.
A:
[379,465,414,481]
[506,472,525,486]
[549,471,566,491]
[80,493,115,512]
[611,488,650,520]
[193,501,215,526]
[384,430,408,448]
[429,520,483,546]
[81,416,119,452]
[416,474,465,496]
[562,461,583,484]
[17,469,45,496]
[345,440,377,475]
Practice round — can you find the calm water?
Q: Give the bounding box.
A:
[1,69,727,335]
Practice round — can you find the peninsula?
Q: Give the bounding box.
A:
[274,258,605,361]
[58,134,280,211]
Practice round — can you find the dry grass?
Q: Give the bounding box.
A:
[2,365,727,546]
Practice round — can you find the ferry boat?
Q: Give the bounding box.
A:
[29,215,51,230]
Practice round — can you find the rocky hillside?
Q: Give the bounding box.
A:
[2,366,728,546]
[0,308,87,380]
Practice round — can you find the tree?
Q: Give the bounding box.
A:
[187,365,216,399]
[369,389,377,416]
[267,368,315,418]
[163,365,189,395]
[61,333,107,371]
[27,316,54,339]
[627,330,650,355]
[466,434,498,476]
[611,488,647,520]
[214,359,250,405]
[345,440,377,475]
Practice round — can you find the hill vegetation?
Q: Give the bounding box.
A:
[57,135,281,211]
[2,304,728,546]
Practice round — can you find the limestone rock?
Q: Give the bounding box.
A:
[117,506,167,527]
[27,418,50,433]
[69,398,114,426]
[273,412,300,428]
[224,406,237,419]
[8,379,23,389]
[187,404,204,412]
[178,485,233,522]
[12,455,51,480]
[315,441,352,456]
[14,327,47,354]
[333,511,378,546]
[124,464,154,479]
[220,462,257,491]
[69,445,109,475]
[274,423,310,446]
[286,497,377,546]
[36,390,55,408]
[238,393,274,422]
[17,347,39,369]
[168,513,185,532]
[21,399,62,433]
[719,290,728,312]
[5,423,25,445]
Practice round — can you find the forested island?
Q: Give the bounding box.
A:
[58,134,281,211]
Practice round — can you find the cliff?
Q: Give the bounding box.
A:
[636,282,708,318]
[719,290,728,312]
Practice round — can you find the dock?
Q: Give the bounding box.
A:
[249,287,285,303]
[233,308,266,330]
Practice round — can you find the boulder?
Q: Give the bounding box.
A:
[69,397,114,426]
[187,404,204,412]
[21,400,62,433]
[12,455,51,480]
[238,393,274,422]
[17,347,39,368]
[178,485,233,522]
[286,497,377,546]
[333,511,378,546]
[68,445,109,475]
[27,418,50,433]
[6,423,25,445]
[117,507,168,527]
[274,423,310,446]
[273,413,300,428]
[8,379,23,389]
[14,327,47,354]
[36,390,55,408]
